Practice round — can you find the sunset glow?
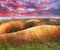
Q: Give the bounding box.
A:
[0,0,60,16]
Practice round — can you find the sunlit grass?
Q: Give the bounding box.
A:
[0,19,60,50]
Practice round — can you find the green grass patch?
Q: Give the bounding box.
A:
[0,46,51,50]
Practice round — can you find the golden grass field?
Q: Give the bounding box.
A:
[0,18,60,50]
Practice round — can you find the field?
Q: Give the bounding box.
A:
[0,18,60,50]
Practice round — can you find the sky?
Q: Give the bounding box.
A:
[0,0,60,16]
[18,0,60,9]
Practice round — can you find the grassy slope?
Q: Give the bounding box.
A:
[0,19,60,50]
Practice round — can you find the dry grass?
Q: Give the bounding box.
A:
[0,25,60,48]
[0,19,60,49]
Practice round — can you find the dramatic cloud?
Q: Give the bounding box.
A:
[0,0,60,16]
